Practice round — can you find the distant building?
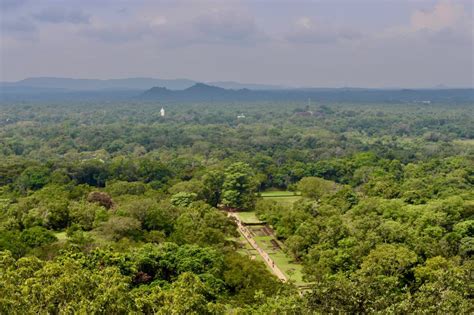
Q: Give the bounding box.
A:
[237,113,245,119]
[160,107,165,117]
[414,100,432,105]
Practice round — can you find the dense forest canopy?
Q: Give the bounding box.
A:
[0,99,473,313]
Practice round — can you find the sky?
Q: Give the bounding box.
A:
[1,0,473,88]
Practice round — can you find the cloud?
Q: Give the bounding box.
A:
[1,16,37,40]
[33,7,90,24]
[80,9,266,46]
[285,17,363,44]
[193,9,264,43]
[411,1,465,31]
[149,16,167,27]
[0,0,28,10]
[2,18,35,33]
[411,0,472,44]
[383,0,472,45]
[81,24,151,43]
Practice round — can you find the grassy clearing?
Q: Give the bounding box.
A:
[54,232,67,242]
[453,139,474,147]
[266,196,303,205]
[237,211,264,224]
[236,229,304,283]
[251,231,305,285]
[257,190,308,285]
[260,191,301,197]
[233,190,308,286]
[261,191,303,206]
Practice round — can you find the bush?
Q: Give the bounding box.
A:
[20,226,57,248]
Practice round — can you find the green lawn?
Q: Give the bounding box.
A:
[260,190,301,197]
[453,139,474,147]
[260,190,303,206]
[236,211,263,224]
[54,232,68,242]
[252,233,305,286]
[233,190,308,286]
[236,232,305,284]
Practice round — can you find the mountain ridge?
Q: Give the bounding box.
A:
[140,83,474,103]
[1,77,286,91]
[1,79,472,103]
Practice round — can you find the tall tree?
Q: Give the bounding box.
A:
[221,162,258,210]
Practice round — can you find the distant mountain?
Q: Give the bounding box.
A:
[1,78,472,103]
[207,81,286,90]
[142,83,255,101]
[185,83,229,93]
[142,84,474,103]
[1,77,196,91]
[1,77,286,91]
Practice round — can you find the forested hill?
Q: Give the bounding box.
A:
[142,84,474,103]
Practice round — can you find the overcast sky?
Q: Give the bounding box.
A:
[1,0,473,88]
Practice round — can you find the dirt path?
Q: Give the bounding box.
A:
[228,212,287,282]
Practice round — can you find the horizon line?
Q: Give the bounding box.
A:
[1,76,473,90]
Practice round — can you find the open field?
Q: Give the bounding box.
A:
[232,190,307,286]
[453,139,474,149]
[251,190,309,285]
[237,211,264,224]
[250,228,305,285]
[260,191,300,197]
[234,206,307,286]
[261,190,303,205]
[54,232,67,242]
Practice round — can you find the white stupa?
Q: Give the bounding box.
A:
[160,107,165,117]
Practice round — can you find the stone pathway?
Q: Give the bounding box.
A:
[228,212,287,282]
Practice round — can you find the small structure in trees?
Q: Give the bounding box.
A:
[160,107,165,117]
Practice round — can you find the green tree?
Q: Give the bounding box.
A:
[202,170,225,207]
[99,216,142,241]
[221,162,258,210]
[297,176,338,200]
[0,231,28,258]
[16,166,50,192]
[171,192,198,207]
[69,201,105,230]
[403,256,473,313]
[20,226,57,248]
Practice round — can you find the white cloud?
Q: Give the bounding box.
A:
[297,17,312,30]
[382,0,473,44]
[285,17,363,44]
[1,0,472,87]
[149,16,168,27]
[411,1,465,31]
[80,8,266,46]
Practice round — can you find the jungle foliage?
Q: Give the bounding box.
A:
[0,100,472,313]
